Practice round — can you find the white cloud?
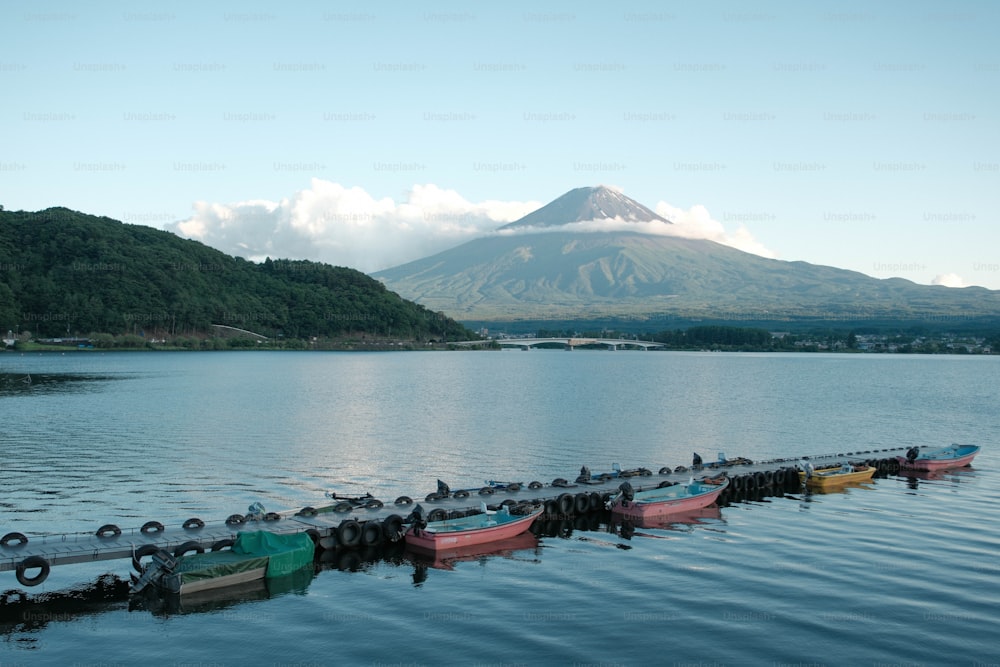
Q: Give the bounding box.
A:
[653,202,777,258]
[168,181,776,273]
[168,179,540,273]
[492,201,776,259]
[931,273,968,288]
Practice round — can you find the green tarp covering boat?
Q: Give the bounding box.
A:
[160,531,315,595]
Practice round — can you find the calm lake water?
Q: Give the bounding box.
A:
[1,350,998,666]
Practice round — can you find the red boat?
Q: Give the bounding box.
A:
[406,531,540,570]
[896,444,980,472]
[404,503,544,551]
[606,476,729,521]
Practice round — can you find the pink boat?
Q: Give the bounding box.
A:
[606,476,730,521]
[404,503,544,551]
[896,444,980,472]
[406,531,540,570]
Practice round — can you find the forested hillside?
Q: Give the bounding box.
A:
[0,207,470,342]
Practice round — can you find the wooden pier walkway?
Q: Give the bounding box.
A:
[2,446,912,586]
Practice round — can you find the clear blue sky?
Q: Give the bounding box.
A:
[2,0,998,287]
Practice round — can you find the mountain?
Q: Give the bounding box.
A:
[374,187,1000,325]
[497,185,669,230]
[0,207,471,341]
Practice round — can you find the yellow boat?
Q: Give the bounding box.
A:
[798,463,876,489]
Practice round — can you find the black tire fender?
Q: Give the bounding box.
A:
[15,556,50,587]
[337,519,362,548]
[211,538,235,552]
[557,492,574,516]
[132,544,160,572]
[140,521,164,535]
[382,514,405,542]
[361,521,383,547]
[0,532,28,547]
[174,541,204,557]
[96,524,122,538]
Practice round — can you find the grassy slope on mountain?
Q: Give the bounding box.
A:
[375,231,999,322]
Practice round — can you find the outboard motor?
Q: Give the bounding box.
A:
[801,461,815,480]
[605,480,635,510]
[619,480,635,502]
[692,452,703,467]
[436,479,451,498]
[906,447,919,463]
[405,504,428,535]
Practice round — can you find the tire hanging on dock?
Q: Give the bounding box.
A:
[140,521,164,535]
[361,521,383,547]
[132,544,161,573]
[382,514,405,542]
[95,524,121,538]
[211,538,235,552]
[337,519,362,548]
[1,532,28,547]
[15,555,50,587]
[557,493,574,516]
[174,541,205,557]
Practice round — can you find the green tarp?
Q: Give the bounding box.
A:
[231,530,316,578]
[172,530,315,589]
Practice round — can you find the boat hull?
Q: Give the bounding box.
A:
[404,507,543,551]
[799,465,876,489]
[609,478,729,521]
[154,531,315,596]
[896,445,980,472]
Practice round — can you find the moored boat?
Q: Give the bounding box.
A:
[404,502,544,551]
[605,475,729,521]
[406,531,540,570]
[896,444,980,472]
[130,530,316,596]
[798,462,876,489]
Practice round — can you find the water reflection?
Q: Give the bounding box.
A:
[610,505,725,540]
[0,574,128,638]
[132,563,315,616]
[0,371,123,396]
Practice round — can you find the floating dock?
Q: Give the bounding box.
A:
[1,447,914,589]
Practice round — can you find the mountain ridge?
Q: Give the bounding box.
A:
[375,187,1000,324]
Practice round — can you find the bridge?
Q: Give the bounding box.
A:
[452,337,666,350]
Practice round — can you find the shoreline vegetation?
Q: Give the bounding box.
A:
[3,324,995,354]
